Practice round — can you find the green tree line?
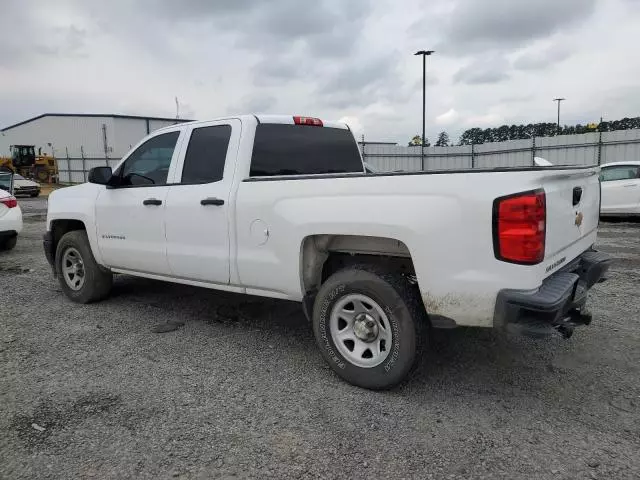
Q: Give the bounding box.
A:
[410,117,640,147]
[457,117,640,145]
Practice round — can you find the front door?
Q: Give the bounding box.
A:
[600,164,640,214]
[164,120,240,283]
[96,130,183,275]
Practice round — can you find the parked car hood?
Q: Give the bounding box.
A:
[14,178,40,188]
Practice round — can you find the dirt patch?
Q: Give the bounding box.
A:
[0,265,33,274]
[9,393,121,451]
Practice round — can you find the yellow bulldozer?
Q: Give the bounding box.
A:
[0,145,58,183]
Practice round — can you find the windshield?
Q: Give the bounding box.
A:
[0,172,12,192]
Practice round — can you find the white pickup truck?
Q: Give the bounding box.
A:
[44,115,610,389]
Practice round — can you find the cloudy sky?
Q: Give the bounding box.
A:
[2,0,639,143]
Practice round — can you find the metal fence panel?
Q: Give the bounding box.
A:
[535,132,598,166]
[360,130,640,172]
[56,129,640,182]
[601,129,640,164]
[474,139,532,168]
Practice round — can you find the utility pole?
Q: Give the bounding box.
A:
[553,98,565,133]
[415,50,435,169]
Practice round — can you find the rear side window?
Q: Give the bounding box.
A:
[600,165,640,182]
[250,124,363,177]
[181,125,232,184]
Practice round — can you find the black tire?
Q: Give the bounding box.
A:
[35,167,49,183]
[0,235,17,251]
[55,230,113,303]
[312,264,427,390]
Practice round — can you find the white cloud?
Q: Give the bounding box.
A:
[338,116,364,138]
[464,113,504,127]
[435,108,459,126]
[512,43,573,71]
[1,0,639,146]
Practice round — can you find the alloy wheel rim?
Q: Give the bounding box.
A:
[62,247,85,291]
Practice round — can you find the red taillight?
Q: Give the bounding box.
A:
[0,196,18,208]
[293,116,323,126]
[493,190,546,265]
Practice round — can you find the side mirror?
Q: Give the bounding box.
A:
[0,166,14,194]
[88,166,112,185]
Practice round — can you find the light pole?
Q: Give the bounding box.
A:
[415,50,435,169]
[553,98,565,133]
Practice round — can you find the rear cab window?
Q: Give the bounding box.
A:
[250,123,363,177]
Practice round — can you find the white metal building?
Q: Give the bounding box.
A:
[0,113,192,182]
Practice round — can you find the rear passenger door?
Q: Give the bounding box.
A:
[164,120,241,284]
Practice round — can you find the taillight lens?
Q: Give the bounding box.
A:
[493,190,546,264]
[0,196,18,208]
[293,116,323,126]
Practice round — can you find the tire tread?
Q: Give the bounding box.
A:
[55,230,112,303]
[313,263,428,389]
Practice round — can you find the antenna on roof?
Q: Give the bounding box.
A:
[175,97,180,120]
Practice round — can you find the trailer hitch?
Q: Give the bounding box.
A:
[555,308,592,339]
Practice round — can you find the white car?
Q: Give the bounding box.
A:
[13,174,41,197]
[0,172,23,251]
[600,161,640,216]
[44,114,610,389]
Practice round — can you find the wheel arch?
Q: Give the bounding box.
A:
[300,234,416,297]
[48,219,87,272]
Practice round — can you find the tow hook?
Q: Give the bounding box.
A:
[556,308,592,339]
[569,308,592,326]
[557,324,574,339]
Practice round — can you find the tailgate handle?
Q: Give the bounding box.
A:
[572,187,582,206]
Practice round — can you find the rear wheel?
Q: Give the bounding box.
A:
[312,264,427,390]
[55,230,113,303]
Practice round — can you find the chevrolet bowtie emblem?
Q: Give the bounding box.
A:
[575,211,584,227]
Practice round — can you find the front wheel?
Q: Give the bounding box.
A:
[312,264,427,390]
[55,230,113,303]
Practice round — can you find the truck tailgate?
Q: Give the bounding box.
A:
[542,168,600,261]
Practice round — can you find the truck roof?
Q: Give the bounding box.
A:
[600,161,640,167]
[156,115,349,132]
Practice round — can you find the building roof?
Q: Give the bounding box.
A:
[357,141,398,145]
[1,113,194,132]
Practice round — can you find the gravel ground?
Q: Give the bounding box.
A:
[1,200,639,479]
